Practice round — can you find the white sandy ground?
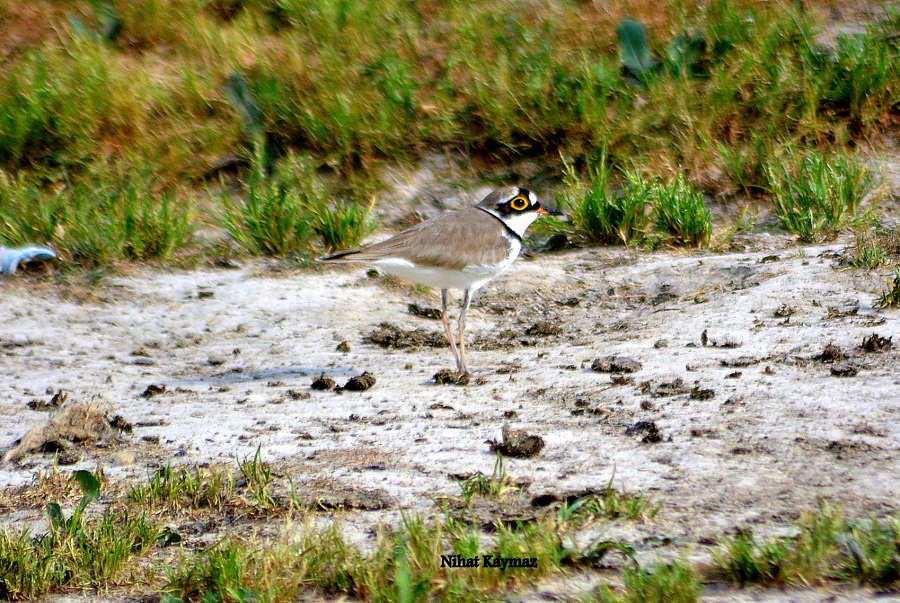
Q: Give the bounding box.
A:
[1,236,899,602]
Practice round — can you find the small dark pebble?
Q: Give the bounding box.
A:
[311,374,337,391]
[830,364,859,377]
[640,400,655,411]
[526,321,564,336]
[408,303,442,320]
[141,435,160,444]
[759,255,780,263]
[690,387,715,400]
[861,333,892,353]
[336,341,351,353]
[433,369,470,386]
[286,389,312,400]
[344,372,376,391]
[726,371,742,379]
[611,375,635,386]
[591,356,642,374]
[141,384,167,398]
[488,424,545,458]
[197,290,215,299]
[503,410,518,419]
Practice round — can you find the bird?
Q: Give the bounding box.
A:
[318,187,562,374]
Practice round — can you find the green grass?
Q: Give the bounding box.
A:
[0,470,159,599]
[559,485,661,525]
[1,0,898,265]
[457,455,520,502]
[878,268,900,308]
[651,174,712,248]
[1,466,897,602]
[221,150,375,256]
[590,561,701,603]
[550,159,654,246]
[715,503,900,586]
[128,463,237,512]
[848,227,900,269]
[766,151,879,243]
[0,167,194,266]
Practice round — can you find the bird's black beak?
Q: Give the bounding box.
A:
[537,205,564,217]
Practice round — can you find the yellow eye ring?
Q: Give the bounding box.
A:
[510,196,529,211]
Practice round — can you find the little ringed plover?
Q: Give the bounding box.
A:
[318,187,562,374]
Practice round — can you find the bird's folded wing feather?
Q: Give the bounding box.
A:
[319,207,511,271]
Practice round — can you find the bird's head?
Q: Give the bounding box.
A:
[476,187,563,238]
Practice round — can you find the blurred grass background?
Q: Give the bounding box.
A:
[0,0,897,265]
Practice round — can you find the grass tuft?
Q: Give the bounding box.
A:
[766,151,879,243]
[651,174,712,248]
[715,503,900,586]
[590,561,701,603]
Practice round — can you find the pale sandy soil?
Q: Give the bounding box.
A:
[1,230,898,601]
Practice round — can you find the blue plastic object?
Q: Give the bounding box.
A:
[0,246,57,275]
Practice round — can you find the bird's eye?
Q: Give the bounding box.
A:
[509,196,529,211]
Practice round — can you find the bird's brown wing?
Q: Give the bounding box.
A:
[318,207,512,271]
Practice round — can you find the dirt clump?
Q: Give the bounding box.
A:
[343,372,377,391]
[141,384,167,398]
[311,374,337,391]
[625,420,663,444]
[4,399,132,465]
[433,369,470,385]
[488,424,545,458]
[591,356,642,373]
[26,390,68,411]
[407,303,442,320]
[365,322,447,349]
[816,343,848,362]
[525,321,564,336]
[860,333,892,352]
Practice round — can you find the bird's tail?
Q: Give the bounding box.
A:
[316,248,363,262]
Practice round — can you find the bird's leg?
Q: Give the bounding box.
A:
[457,289,472,375]
[441,289,463,373]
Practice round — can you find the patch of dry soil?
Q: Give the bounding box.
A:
[1,236,898,601]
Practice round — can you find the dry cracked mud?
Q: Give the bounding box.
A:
[1,235,899,602]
